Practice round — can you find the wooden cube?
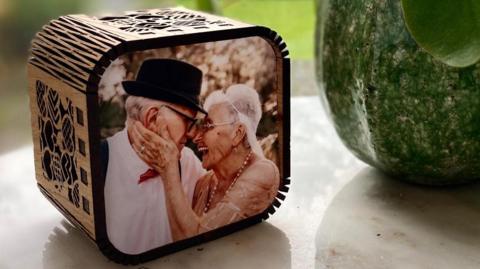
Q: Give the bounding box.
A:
[28,7,290,264]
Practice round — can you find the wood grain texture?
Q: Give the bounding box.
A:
[30,16,124,93]
[29,7,254,94]
[28,7,290,264]
[28,64,95,239]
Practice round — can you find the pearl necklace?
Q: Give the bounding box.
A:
[203,150,253,213]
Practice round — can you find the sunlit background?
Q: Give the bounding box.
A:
[0,0,316,153]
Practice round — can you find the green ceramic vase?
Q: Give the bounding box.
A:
[317,0,480,185]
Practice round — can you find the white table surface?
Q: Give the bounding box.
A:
[1,96,479,269]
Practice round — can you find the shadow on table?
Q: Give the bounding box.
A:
[315,167,480,269]
[43,220,291,269]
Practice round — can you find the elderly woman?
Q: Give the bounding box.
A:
[129,84,280,241]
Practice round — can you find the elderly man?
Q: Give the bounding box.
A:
[101,59,206,255]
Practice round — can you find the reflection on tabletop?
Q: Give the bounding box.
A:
[0,146,292,269]
[1,94,479,268]
[316,167,480,269]
[1,97,366,268]
[8,96,480,268]
[43,220,290,269]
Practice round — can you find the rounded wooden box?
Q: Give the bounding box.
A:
[28,7,290,265]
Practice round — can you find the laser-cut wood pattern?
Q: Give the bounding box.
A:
[29,65,95,239]
[28,7,290,265]
[97,9,236,34]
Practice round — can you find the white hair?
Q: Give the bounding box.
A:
[204,84,264,157]
[226,84,263,133]
[124,96,164,124]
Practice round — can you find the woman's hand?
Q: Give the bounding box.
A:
[128,116,180,177]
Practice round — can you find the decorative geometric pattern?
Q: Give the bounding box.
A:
[36,80,80,208]
[99,9,234,36]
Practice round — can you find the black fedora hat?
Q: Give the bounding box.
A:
[122,58,206,114]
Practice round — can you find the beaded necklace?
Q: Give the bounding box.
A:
[203,150,253,213]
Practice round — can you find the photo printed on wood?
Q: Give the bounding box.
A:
[98,36,283,255]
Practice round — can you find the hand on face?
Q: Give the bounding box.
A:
[144,104,196,152]
[129,112,180,176]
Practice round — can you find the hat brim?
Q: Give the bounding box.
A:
[122,80,207,114]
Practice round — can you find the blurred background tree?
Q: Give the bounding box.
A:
[0,0,315,153]
[0,0,82,61]
[97,37,281,165]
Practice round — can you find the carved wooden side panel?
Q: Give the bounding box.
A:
[28,65,95,239]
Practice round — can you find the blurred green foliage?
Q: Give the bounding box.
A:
[0,0,85,152]
[0,0,83,61]
[186,0,316,59]
[222,0,314,59]
[0,0,314,62]
[195,0,221,13]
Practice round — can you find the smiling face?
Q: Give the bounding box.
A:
[194,103,240,169]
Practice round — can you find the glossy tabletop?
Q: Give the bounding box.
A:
[1,96,479,269]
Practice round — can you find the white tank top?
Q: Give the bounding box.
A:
[104,128,205,254]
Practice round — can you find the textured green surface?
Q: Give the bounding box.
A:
[317,0,480,185]
[401,0,480,67]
